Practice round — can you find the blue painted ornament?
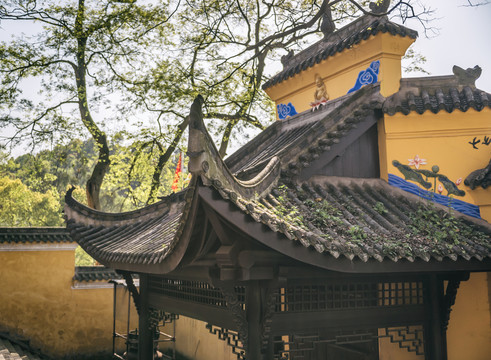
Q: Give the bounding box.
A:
[277,102,298,120]
[348,60,380,93]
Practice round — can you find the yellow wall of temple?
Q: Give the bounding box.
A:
[379,107,491,221]
[264,32,414,118]
[161,316,236,360]
[379,106,491,360]
[0,245,138,358]
[378,329,424,360]
[447,272,491,360]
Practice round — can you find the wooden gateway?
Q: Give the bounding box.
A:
[65,14,491,360]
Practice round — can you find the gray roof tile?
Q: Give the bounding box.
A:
[213,177,491,263]
[0,228,72,244]
[65,186,189,266]
[72,266,121,282]
[0,335,46,360]
[227,85,383,177]
[383,76,491,115]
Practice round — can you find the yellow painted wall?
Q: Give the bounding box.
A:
[378,327,424,360]
[0,246,138,358]
[265,32,414,118]
[380,108,491,221]
[377,274,491,360]
[447,272,491,360]
[381,106,491,360]
[161,316,236,360]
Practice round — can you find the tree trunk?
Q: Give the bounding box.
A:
[146,116,190,205]
[218,119,238,158]
[75,0,110,210]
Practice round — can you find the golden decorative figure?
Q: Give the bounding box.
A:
[312,74,329,105]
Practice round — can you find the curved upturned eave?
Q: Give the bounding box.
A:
[187,95,281,200]
[64,178,201,274]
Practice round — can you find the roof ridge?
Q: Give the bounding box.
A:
[0,227,73,244]
[383,77,491,116]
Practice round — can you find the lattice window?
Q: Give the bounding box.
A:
[149,277,423,312]
[276,281,423,312]
[148,276,246,309]
[378,282,423,306]
[149,277,227,307]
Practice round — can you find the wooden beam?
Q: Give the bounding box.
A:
[202,201,233,245]
[138,274,154,360]
[424,275,446,360]
[246,281,262,360]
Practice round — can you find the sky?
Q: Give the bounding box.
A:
[402,0,491,91]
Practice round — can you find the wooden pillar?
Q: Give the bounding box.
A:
[424,274,446,360]
[264,334,275,360]
[138,274,154,360]
[246,281,262,360]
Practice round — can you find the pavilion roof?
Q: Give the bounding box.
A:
[64,88,491,274]
[209,176,491,264]
[65,188,188,267]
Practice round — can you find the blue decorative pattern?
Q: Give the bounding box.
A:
[388,174,481,219]
[277,102,298,120]
[348,60,380,93]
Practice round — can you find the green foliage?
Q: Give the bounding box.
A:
[373,201,388,215]
[0,0,438,209]
[0,176,63,226]
[302,196,347,231]
[269,185,305,229]
[1,137,185,214]
[75,246,95,266]
[402,44,430,74]
[408,204,487,246]
[347,225,367,242]
[1,139,97,195]
[101,139,184,211]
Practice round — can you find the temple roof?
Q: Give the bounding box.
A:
[0,227,73,244]
[73,266,123,282]
[227,84,383,177]
[64,89,491,274]
[209,176,491,264]
[262,15,418,90]
[65,188,189,267]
